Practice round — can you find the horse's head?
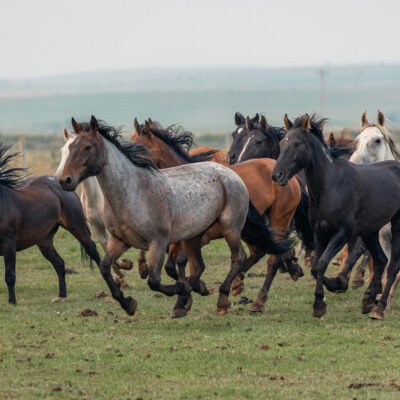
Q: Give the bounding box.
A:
[227,112,259,164]
[272,114,314,186]
[351,110,395,164]
[235,115,282,164]
[58,116,105,191]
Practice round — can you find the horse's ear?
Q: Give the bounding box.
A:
[251,113,260,123]
[90,115,98,131]
[361,110,369,128]
[148,117,153,124]
[134,118,140,134]
[235,112,245,126]
[377,110,385,127]
[71,117,82,134]
[260,115,268,131]
[143,120,152,136]
[283,114,293,131]
[63,128,70,141]
[303,114,311,131]
[328,132,336,148]
[245,116,253,131]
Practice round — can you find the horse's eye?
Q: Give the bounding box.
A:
[375,139,382,144]
[84,145,92,151]
[294,142,300,148]
[256,140,263,145]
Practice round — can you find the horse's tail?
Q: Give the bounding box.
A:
[241,201,293,255]
[293,177,314,252]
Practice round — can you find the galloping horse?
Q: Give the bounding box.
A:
[133,119,308,313]
[272,113,400,320]
[0,144,101,305]
[59,116,288,318]
[57,123,134,287]
[350,110,400,307]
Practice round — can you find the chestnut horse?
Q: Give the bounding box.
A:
[133,120,309,313]
[0,144,101,305]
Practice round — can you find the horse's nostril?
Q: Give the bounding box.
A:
[65,177,72,185]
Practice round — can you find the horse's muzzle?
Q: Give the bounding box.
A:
[59,176,77,191]
[272,170,288,186]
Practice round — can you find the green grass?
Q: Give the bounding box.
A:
[0,232,400,399]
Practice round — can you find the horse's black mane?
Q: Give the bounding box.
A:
[269,126,286,141]
[96,121,156,170]
[148,124,217,163]
[0,144,26,189]
[293,114,349,159]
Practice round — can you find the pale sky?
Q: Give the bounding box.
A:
[1,0,399,80]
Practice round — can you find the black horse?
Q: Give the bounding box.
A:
[0,144,101,305]
[227,112,260,164]
[272,113,400,320]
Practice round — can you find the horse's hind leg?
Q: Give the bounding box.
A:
[217,229,247,316]
[137,250,149,279]
[360,232,388,315]
[231,244,266,297]
[2,241,17,305]
[37,232,67,302]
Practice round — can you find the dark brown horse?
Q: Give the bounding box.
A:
[0,144,101,305]
[133,120,309,314]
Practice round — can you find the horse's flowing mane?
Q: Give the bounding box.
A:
[361,123,400,161]
[147,124,217,163]
[0,144,26,189]
[96,121,156,170]
[293,114,349,159]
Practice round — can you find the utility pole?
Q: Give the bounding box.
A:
[319,67,326,117]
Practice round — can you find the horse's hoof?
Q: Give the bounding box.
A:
[217,294,231,316]
[138,262,149,279]
[197,280,209,296]
[123,296,137,316]
[250,302,265,313]
[171,308,187,319]
[312,304,327,318]
[118,259,134,271]
[352,279,365,290]
[51,297,67,303]
[370,303,385,320]
[324,276,348,293]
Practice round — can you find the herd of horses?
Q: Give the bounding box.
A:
[2,110,400,321]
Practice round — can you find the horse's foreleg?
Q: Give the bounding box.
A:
[137,250,149,279]
[147,241,186,297]
[323,237,365,293]
[100,236,137,315]
[2,241,17,305]
[164,243,183,280]
[312,230,347,318]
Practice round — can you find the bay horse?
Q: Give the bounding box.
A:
[59,116,289,317]
[57,124,135,288]
[272,113,400,320]
[133,119,308,314]
[0,144,101,305]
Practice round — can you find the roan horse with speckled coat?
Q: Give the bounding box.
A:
[58,116,290,318]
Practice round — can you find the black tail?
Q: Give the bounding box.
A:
[293,177,314,252]
[80,224,94,270]
[241,201,292,255]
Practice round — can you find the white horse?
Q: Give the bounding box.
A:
[351,110,400,307]
[56,125,137,288]
[57,116,257,318]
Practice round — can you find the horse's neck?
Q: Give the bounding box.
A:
[304,141,335,204]
[155,140,187,168]
[96,140,153,213]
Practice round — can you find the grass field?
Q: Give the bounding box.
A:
[1,231,400,399]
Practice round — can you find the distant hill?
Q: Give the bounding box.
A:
[1,65,400,134]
